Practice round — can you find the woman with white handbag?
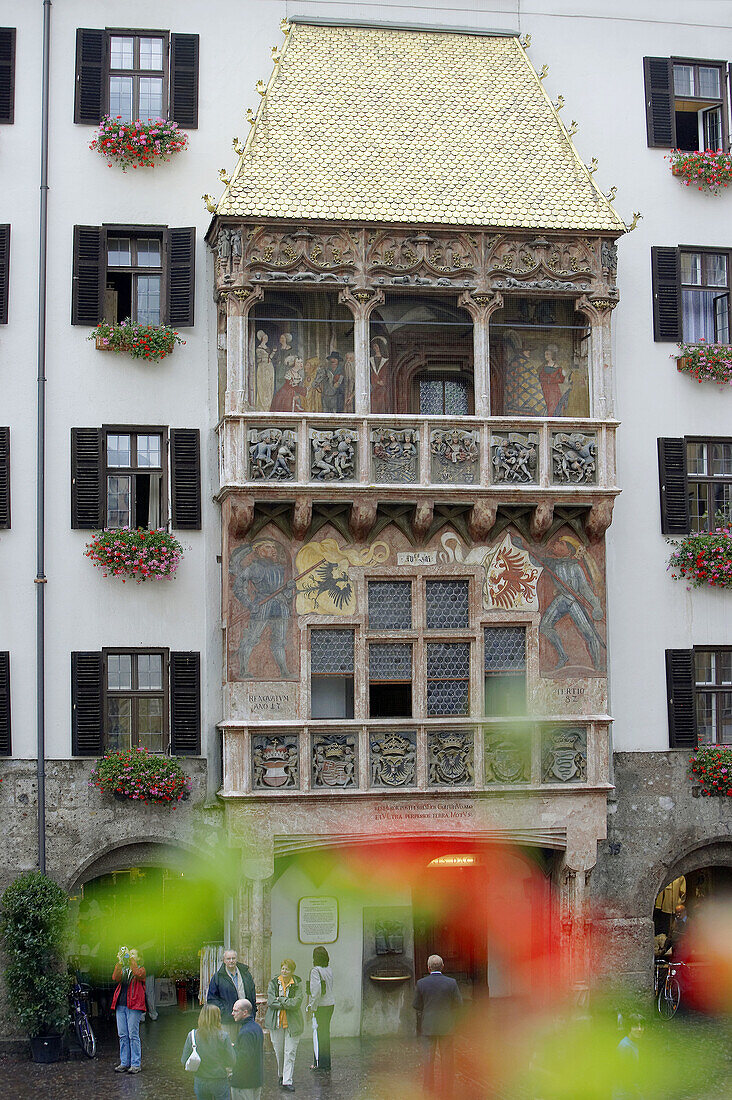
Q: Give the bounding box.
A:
[181,1004,235,1100]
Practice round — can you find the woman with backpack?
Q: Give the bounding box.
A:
[307,946,335,1073]
[180,1003,235,1100]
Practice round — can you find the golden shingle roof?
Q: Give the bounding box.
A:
[217,23,624,232]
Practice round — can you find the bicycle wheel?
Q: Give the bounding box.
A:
[75,1013,96,1058]
[658,977,681,1019]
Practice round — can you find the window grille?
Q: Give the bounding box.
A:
[484,627,526,672]
[368,581,412,630]
[426,642,470,715]
[311,629,354,675]
[426,579,470,629]
[369,643,412,680]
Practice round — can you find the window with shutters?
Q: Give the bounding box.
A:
[105,649,167,752]
[75,29,198,128]
[659,436,732,535]
[652,247,731,344]
[644,57,728,151]
[106,234,163,325]
[105,429,165,529]
[694,649,732,745]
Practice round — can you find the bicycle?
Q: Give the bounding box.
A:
[70,980,97,1058]
[657,960,685,1019]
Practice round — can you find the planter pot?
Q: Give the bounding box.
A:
[676,356,690,372]
[30,1034,64,1063]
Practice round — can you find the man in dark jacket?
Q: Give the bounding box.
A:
[231,999,264,1100]
[208,950,257,1036]
[413,954,462,1097]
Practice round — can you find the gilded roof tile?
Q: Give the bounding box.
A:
[217,24,625,232]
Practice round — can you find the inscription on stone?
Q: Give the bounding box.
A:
[397,551,437,566]
[372,800,474,823]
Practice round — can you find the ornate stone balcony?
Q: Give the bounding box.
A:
[219,717,610,797]
[218,413,619,503]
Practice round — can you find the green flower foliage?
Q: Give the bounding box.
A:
[91,747,192,804]
[89,318,184,361]
[690,745,732,797]
[0,872,71,1036]
[667,526,732,589]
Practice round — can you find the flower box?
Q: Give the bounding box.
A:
[667,526,732,589]
[91,748,192,805]
[674,341,732,386]
[90,319,184,362]
[689,746,732,797]
[667,149,732,193]
[85,527,183,582]
[89,116,188,171]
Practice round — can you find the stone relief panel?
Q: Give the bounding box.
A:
[427,730,474,786]
[541,725,587,784]
[367,230,480,285]
[491,432,539,483]
[252,734,299,789]
[246,226,357,273]
[312,733,358,789]
[551,432,597,484]
[370,730,417,788]
[371,428,419,483]
[310,428,358,481]
[484,728,531,785]
[430,429,480,484]
[248,427,297,481]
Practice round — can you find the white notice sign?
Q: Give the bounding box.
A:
[298,896,339,944]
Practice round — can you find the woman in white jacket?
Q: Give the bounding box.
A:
[307,946,335,1073]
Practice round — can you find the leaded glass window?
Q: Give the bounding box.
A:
[311,629,355,719]
[426,579,470,629]
[369,643,413,717]
[368,581,412,630]
[418,373,472,416]
[484,627,526,717]
[311,630,354,674]
[369,643,413,680]
[426,642,470,716]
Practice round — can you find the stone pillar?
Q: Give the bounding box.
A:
[223,286,264,414]
[339,287,385,415]
[579,295,618,421]
[553,847,597,1001]
[236,850,274,996]
[458,290,503,418]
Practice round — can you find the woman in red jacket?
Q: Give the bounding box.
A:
[111,946,146,1073]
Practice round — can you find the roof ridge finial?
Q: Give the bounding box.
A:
[280,18,292,34]
[246,108,255,126]
[586,157,598,175]
[256,80,267,96]
[202,194,217,214]
[271,46,281,63]
[539,64,549,81]
[605,186,618,202]
[567,120,578,137]
[232,137,244,155]
[554,95,564,111]
[519,33,532,49]
[626,211,643,232]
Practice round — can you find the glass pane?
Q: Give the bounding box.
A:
[107,433,131,467]
[136,239,161,268]
[706,254,728,289]
[711,482,732,525]
[139,76,164,120]
[136,434,162,468]
[108,238,132,267]
[426,677,470,717]
[688,484,708,532]
[109,75,133,121]
[696,693,714,744]
[106,475,131,528]
[680,252,702,286]
[720,693,732,743]
[485,672,526,717]
[311,677,354,719]
[136,275,161,325]
[426,579,470,629]
[695,651,714,684]
[698,67,721,99]
[444,379,470,416]
[427,642,470,715]
[716,294,730,345]
[673,64,694,97]
[368,581,412,630]
[107,654,132,691]
[708,443,732,477]
[682,289,717,344]
[137,653,163,690]
[311,629,354,674]
[110,36,134,70]
[369,643,412,680]
[718,652,732,685]
[704,108,722,152]
[137,698,164,752]
[484,627,526,671]
[686,441,707,476]
[107,697,133,751]
[419,379,445,415]
[139,37,164,71]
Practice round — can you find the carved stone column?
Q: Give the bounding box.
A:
[339,287,385,415]
[554,852,595,1000]
[223,286,264,415]
[579,294,618,421]
[237,849,275,997]
[458,291,503,418]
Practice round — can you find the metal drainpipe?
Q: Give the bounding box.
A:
[36,0,51,874]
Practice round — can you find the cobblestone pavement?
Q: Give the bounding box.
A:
[0,1008,729,1100]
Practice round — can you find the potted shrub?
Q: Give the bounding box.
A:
[84,528,183,582]
[0,872,71,1062]
[89,116,188,170]
[89,318,184,361]
[667,524,732,589]
[690,746,732,796]
[90,747,192,805]
[674,340,732,386]
[666,148,732,192]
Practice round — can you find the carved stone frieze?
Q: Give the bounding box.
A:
[252,735,299,789]
[484,729,530,785]
[541,726,587,784]
[248,427,297,481]
[487,235,595,280]
[427,729,474,786]
[430,428,480,484]
[491,432,538,483]
[552,432,597,484]
[366,230,479,284]
[371,428,419,483]
[246,226,357,272]
[370,730,417,788]
[312,733,358,788]
[310,428,357,481]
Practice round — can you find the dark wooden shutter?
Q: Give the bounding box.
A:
[666,650,697,749]
[0,28,15,124]
[651,247,682,342]
[0,426,9,529]
[170,652,200,754]
[71,225,104,325]
[643,57,675,147]
[0,652,10,756]
[658,438,690,536]
[169,33,199,128]
[71,428,104,529]
[74,29,106,125]
[167,227,195,326]
[170,428,201,529]
[71,652,104,756]
[0,223,9,324]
